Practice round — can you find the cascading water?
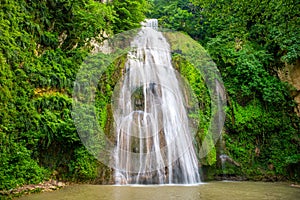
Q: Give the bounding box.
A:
[141,18,158,30]
[113,19,201,184]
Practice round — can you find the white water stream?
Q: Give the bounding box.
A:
[113,20,200,184]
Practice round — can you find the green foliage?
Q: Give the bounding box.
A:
[153,0,300,180]
[0,0,149,191]
[110,0,149,33]
[224,100,299,179]
[69,147,99,181]
[95,55,127,138]
[206,35,293,107]
[149,0,203,39]
[191,0,299,63]
[0,141,48,190]
[189,0,299,178]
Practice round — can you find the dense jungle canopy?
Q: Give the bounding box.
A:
[0,0,299,193]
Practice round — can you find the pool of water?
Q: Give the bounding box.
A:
[18,181,300,200]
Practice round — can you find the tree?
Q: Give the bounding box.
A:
[110,0,149,33]
[0,0,150,192]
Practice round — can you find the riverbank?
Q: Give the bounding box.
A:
[0,180,70,199]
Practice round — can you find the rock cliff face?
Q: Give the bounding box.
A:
[278,59,300,116]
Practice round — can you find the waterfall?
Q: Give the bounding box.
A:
[141,18,158,30]
[113,20,200,184]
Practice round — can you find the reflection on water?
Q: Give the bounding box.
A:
[18,181,300,200]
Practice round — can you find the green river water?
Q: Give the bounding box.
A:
[18,181,300,200]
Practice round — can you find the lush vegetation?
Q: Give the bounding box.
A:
[150,0,299,181]
[0,0,299,196]
[0,0,149,193]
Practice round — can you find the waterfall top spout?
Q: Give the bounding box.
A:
[141,19,158,30]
